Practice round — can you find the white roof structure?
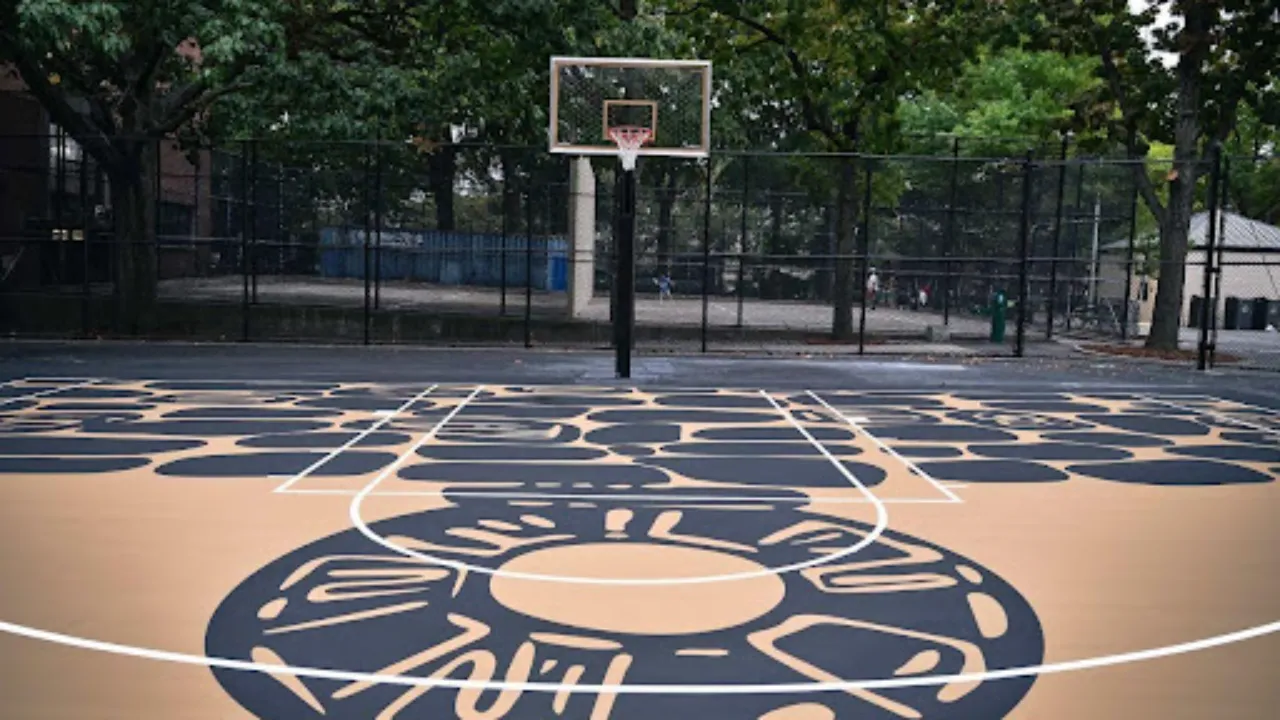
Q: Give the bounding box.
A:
[1189,211,1280,250]
[1105,211,1280,252]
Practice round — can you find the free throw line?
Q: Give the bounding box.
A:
[272,385,439,493]
[343,388,889,585]
[807,390,962,503]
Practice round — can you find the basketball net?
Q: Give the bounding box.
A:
[608,125,652,172]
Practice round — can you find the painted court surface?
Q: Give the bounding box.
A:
[0,370,1276,718]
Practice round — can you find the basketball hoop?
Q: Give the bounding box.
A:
[608,125,652,171]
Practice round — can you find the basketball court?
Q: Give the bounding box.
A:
[0,54,1276,720]
[0,355,1276,719]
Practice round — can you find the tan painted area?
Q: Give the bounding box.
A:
[491,543,786,634]
[758,702,837,720]
[0,381,1275,718]
[820,391,1280,484]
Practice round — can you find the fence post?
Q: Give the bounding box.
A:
[1064,162,1086,331]
[1197,142,1223,370]
[942,137,959,326]
[857,161,874,356]
[54,129,65,244]
[1015,152,1034,357]
[500,172,509,315]
[274,160,282,286]
[1211,153,1230,366]
[374,130,383,311]
[53,131,66,314]
[736,155,749,328]
[362,141,372,346]
[153,138,161,315]
[249,139,258,305]
[524,181,534,349]
[1046,134,1069,339]
[80,139,91,338]
[240,141,250,341]
[701,157,712,353]
[1121,163,1139,341]
[615,162,637,377]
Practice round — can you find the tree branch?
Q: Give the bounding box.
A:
[720,9,838,145]
[659,0,711,18]
[8,52,121,167]
[154,79,254,136]
[131,39,172,104]
[1133,159,1165,228]
[1096,42,1138,133]
[734,36,772,55]
[1204,95,1241,159]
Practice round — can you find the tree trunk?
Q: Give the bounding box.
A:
[107,145,158,335]
[428,144,456,231]
[1144,174,1198,349]
[1144,2,1209,351]
[655,169,677,272]
[830,157,857,339]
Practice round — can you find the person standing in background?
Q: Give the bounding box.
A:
[655,273,673,301]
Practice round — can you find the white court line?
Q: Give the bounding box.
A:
[280,487,950,504]
[271,385,439,493]
[807,390,962,504]
[345,388,889,586]
[34,375,1211,395]
[0,381,1275,693]
[0,616,1275,695]
[0,379,98,409]
[1141,394,1280,438]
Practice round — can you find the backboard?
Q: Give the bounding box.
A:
[549,56,712,159]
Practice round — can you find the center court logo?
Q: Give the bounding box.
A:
[207,492,1043,719]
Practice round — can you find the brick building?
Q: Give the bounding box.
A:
[0,66,214,289]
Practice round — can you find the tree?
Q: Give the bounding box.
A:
[1224,105,1280,224]
[899,49,1106,154]
[0,0,457,330]
[674,0,994,338]
[1019,0,1280,349]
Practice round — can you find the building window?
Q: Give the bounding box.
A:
[47,122,83,163]
[158,201,193,238]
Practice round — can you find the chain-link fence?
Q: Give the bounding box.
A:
[3,129,1274,369]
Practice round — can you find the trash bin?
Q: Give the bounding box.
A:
[990,290,1007,343]
[1224,297,1242,330]
[1188,296,1203,328]
[1252,297,1270,330]
[1237,298,1254,331]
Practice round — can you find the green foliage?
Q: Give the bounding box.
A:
[5,0,1277,340]
[0,0,289,153]
[1006,0,1280,347]
[900,49,1104,154]
[675,0,996,152]
[1225,106,1280,224]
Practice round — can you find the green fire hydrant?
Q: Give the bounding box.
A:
[990,290,1007,343]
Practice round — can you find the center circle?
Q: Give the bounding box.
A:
[490,542,786,635]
